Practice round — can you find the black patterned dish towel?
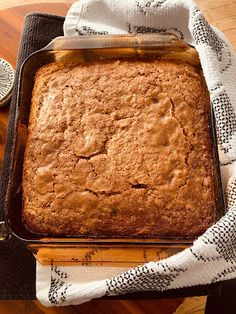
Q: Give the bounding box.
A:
[37,0,236,306]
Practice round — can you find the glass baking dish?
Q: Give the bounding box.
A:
[3,34,225,266]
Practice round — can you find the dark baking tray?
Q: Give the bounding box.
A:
[3,34,226,265]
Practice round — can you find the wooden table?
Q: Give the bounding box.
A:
[0,1,235,313]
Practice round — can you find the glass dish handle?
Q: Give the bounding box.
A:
[42,34,187,51]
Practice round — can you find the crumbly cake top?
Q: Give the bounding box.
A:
[23,59,216,237]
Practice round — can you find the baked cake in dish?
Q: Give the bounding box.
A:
[22,59,216,237]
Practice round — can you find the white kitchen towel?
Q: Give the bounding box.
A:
[37,0,236,306]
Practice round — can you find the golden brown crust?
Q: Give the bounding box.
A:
[22,59,216,237]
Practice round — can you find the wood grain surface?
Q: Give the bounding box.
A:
[0,0,235,313]
[0,299,191,314]
[0,0,74,11]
